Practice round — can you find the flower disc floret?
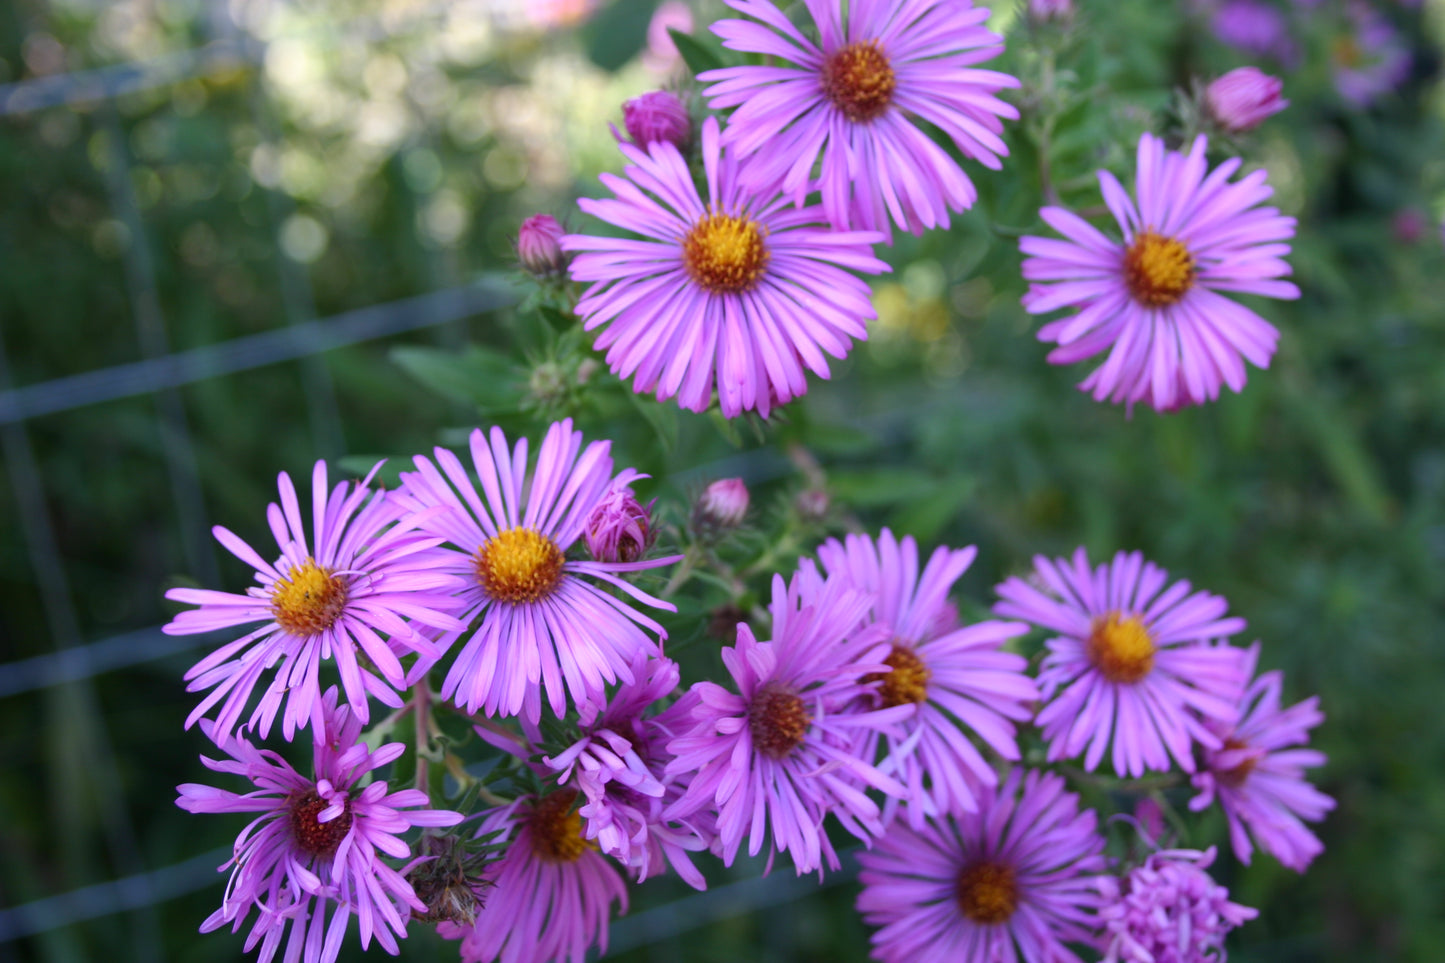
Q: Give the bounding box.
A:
[956,862,1018,924]
[683,212,769,293]
[1122,231,1194,307]
[822,41,896,122]
[748,681,811,759]
[1086,612,1156,684]
[475,527,566,603]
[871,644,932,707]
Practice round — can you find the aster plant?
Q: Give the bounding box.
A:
[163,1,1347,959]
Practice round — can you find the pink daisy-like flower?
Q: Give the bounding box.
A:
[856,768,1106,963]
[544,653,713,889]
[395,419,680,722]
[1097,846,1257,963]
[994,548,1249,777]
[438,793,628,963]
[1331,2,1411,108]
[166,461,466,741]
[562,116,888,419]
[665,565,909,875]
[700,0,1019,241]
[1189,643,1334,871]
[176,689,463,963]
[818,529,1038,824]
[1020,132,1299,411]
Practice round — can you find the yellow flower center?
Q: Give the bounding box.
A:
[474,527,566,604]
[530,789,592,864]
[1332,36,1362,69]
[868,644,932,708]
[288,790,352,858]
[1086,612,1156,685]
[271,559,349,637]
[748,681,811,760]
[683,212,769,295]
[1123,230,1195,307]
[822,41,897,123]
[956,862,1018,924]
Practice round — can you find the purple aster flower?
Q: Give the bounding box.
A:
[395,419,681,722]
[817,529,1039,824]
[1097,847,1257,963]
[665,565,909,875]
[166,461,466,741]
[1189,644,1334,871]
[994,548,1249,777]
[583,480,656,564]
[699,0,1018,241]
[544,653,713,889]
[562,117,888,419]
[856,768,1106,963]
[438,792,628,963]
[1020,133,1299,412]
[176,689,463,963]
[1332,2,1411,108]
[1210,0,1296,63]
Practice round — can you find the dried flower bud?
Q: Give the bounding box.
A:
[407,835,493,926]
[707,602,747,641]
[585,484,656,563]
[621,91,692,151]
[1205,67,1287,133]
[694,478,749,530]
[517,214,567,277]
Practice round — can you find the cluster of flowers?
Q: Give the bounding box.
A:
[516,0,1303,416]
[168,417,1332,963]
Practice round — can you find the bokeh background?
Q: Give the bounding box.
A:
[1,0,1443,960]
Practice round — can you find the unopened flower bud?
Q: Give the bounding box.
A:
[585,484,656,563]
[1028,0,1073,22]
[794,487,829,522]
[529,360,567,406]
[517,214,567,277]
[1205,67,1287,133]
[695,478,748,529]
[621,91,691,151]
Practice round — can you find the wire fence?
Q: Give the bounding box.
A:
[0,3,526,952]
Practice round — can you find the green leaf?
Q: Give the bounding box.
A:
[583,0,659,72]
[669,27,725,76]
[389,344,524,410]
[627,389,679,451]
[829,468,941,507]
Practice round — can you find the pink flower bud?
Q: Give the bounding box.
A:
[621,91,691,151]
[1205,67,1287,133]
[794,488,829,521]
[1028,0,1073,22]
[695,478,748,529]
[584,484,655,564]
[517,214,567,277]
[1134,797,1167,843]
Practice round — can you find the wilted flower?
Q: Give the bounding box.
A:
[1097,847,1258,963]
[406,834,494,926]
[694,477,749,529]
[1206,66,1287,132]
[517,214,568,278]
[584,481,656,564]
[618,90,692,151]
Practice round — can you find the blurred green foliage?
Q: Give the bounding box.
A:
[1,0,1444,961]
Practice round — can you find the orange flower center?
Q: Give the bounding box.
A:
[683,212,769,294]
[1086,612,1156,684]
[1124,230,1194,307]
[822,41,896,123]
[748,681,811,759]
[288,790,352,858]
[474,527,566,604]
[868,644,932,708]
[530,789,592,864]
[957,862,1019,924]
[271,559,349,637]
